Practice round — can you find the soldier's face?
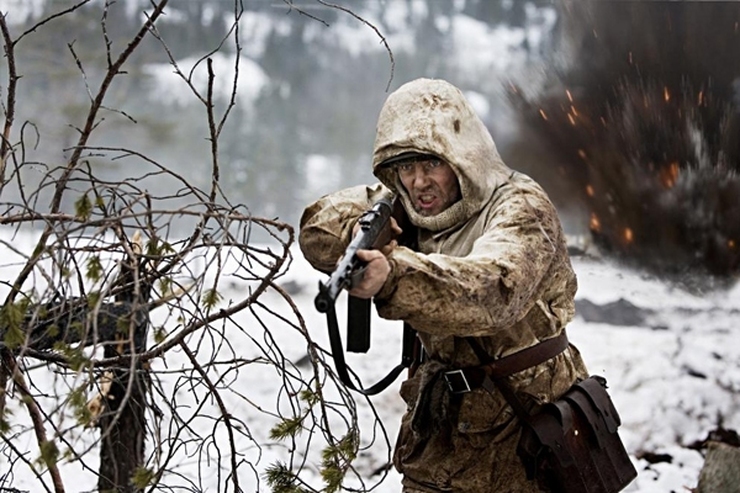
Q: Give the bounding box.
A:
[397,157,461,216]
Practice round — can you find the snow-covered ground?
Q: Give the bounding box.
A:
[564,255,740,492]
[2,224,739,492]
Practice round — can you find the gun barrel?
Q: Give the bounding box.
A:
[315,281,340,312]
[314,255,355,312]
[314,294,331,313]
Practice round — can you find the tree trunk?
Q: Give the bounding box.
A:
[97,365,148,493]
[98,240,151,493]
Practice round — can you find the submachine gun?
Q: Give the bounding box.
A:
[314,194,419,395]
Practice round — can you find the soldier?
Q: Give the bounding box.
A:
[299,78,589,492]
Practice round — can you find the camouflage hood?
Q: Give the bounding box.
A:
[373,78,512,232]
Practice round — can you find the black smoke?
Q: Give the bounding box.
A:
[508,0,740,288]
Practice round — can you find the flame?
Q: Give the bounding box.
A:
[586,184,594,197]
[539,109,548,121]
[663,86,670,102]
[659,161,680,188]
[623,228,634,244]
[589,213,601,232]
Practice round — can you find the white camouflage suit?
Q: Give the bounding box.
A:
[299,78,589,492]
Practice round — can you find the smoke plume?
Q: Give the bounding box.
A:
[509,0,740,288]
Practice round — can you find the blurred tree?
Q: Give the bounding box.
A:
[0,0,557,231]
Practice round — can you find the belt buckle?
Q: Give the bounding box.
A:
[443,369,471,394]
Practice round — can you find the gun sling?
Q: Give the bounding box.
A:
[324,300,417,395]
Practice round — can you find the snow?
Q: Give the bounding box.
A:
[0,0,44,23]
[2,224,739,492]
[143,52,269,108]
[566,258,740,492]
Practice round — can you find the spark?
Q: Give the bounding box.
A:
[539,109,548,121]
[566,89,574,103]
[663,86,671,102]
[659,161,680,188]
[578,149,587,160]
[624,228,634,244]
[586,184,594,197]
[589,213,601,232]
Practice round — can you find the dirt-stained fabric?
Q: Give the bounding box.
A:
[299,78,589,492]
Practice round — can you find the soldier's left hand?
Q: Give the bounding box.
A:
[348,249,390,299]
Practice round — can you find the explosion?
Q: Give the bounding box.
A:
[510,0,740,288]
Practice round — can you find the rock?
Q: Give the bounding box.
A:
[575,297,653,326]
[280,280,304,296]
[696,441,740,493]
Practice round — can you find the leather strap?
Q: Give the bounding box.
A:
[481,333,569,378]
[446,333,569,393]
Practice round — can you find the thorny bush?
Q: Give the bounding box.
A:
[0,1,392,492]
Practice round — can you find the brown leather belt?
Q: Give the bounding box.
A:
[443,333,569,394]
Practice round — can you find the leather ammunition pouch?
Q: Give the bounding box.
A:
[516,375,637,492]
[463,337,637,492]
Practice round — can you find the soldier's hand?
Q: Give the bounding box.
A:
[348,249,390,299]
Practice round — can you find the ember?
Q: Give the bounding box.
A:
[508,0,740,287]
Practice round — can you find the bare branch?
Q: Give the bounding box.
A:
[283,0,395,91]
[0,2,386,491]
[1,352,65,492]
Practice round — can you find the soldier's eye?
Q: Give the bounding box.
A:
[397,163,413,173]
